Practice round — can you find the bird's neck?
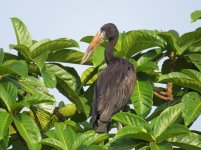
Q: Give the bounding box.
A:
[105,37,118,64]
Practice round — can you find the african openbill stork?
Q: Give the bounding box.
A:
[81,23,136,133]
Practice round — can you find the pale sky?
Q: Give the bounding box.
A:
[1,0,201,131]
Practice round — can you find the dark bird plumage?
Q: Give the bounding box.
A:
[82,23,136,133]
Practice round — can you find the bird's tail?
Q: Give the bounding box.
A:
[94,120,109,133]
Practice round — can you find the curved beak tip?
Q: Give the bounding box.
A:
[81,31,105,64]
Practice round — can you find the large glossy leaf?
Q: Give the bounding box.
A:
[177,30,201,55]
[137,61,158,72]
[93,46,105,67]
[81,67,98,85]
[18,76,48,94]
[1,81,17,105]
[159,69,201,93]
[74,131,108,149]
[146,98,181,121]
[0,48,4,65]
[30,39,51,52]
[107,137,140,150]
[13,113,41,150]
[41,65,57,88]
[40,138,65,150]
[150,143,172,150]
[30,105,54,131]
[168,133,201,150]
[182,92,201,126]
[0,84,13,111]
[131,79,153,117]
[185,53,201,71]
[0,127,9,150]
[153,103,182,138]
[11,17,32,47]
[112,112,151,132]
[0,60,28,77]
[156,124,190,142]
[137,48,162,66]
[9,44,31,60]
[0,111,12,140]
[30,38,79,58]
[23,92,55,105]
[55,122,75,150]
[47,64,90,117]
[115,126,155,142]
[191,10,201,22]
[78,145,105,150]
[47,49,90,65]
[157,31,179,52]
[123,30,164,57]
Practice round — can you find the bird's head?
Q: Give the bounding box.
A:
[81,23,118,64]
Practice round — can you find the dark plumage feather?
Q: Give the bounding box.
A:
[92,59,136,133]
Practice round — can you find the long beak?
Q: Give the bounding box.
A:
[81,31,105,64]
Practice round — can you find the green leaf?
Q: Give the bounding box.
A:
[115,126,155,142]
[107,137,139,150]
[30,105,54,132]
[137,48,162,66]
[55,122,75,150]
[185,53,201,71]
[41,65,57,88]
[0,127,9,150]
[182,92,201,126]
[112,112,151,132]
[40,138,64,150]
[0,111,12,140]
[153,103,182,138]
[137,61,158,72]
[93,46,105,67]
[30,39,51,52]
[3,53,19,62]
[31,38,79,58]
[131,79,153,117]
[156,124,190,142]
[11,17,32,47]
[9,44,31,60]
[150,143,172,150]
[159,69,201,93]
[23,92,55,105]
[78,145,105,150]
[177,30,201,55]
[0,84,13,111]
[81,67,98,85]
[13,113,41,150]
[47,64,90,117]
[191,10,201,22]
[0,60,28,77]
[158,31,179,52]
[74,131,108,149]
[18,76,48,94]
[47,49,89,65]
[123,30,164,57]
[1,81,17,104]
[0,48,4,65]
[167,133,201,150]
[146,98,181,121]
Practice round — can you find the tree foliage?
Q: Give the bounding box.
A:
[0,12,201,150]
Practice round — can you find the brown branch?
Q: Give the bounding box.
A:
[154,91,173,101]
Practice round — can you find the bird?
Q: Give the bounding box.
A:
[81,23,136,133]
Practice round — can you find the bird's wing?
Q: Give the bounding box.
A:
[92,63,136,124]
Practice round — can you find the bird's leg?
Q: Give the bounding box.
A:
[154,82,173,101]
